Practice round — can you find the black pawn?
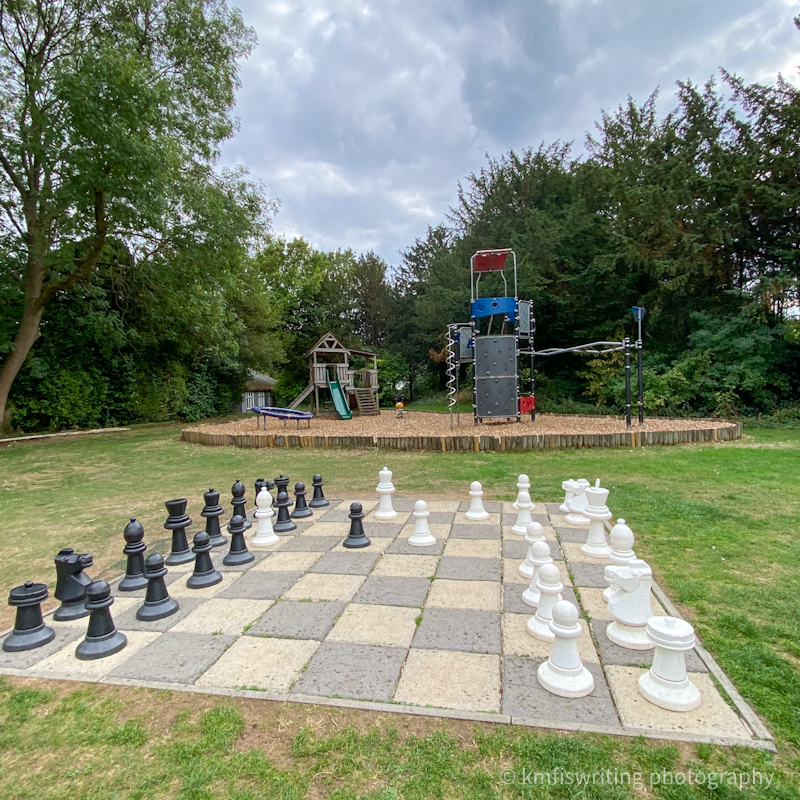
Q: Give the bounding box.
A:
[201,488,227,548]
[273,490,297,533]
[223,515,255,566]
[274,475,293,507]
[343,502,371,549]
[186,531,222,589]
[291,482,313,519]
[3,582,55,653]
[267,480,277,508]
[75,581,127,660]
[309,474,329,508]
[137,554,179,621]
[164,498,194,566]
[53,548,93,621]
[230,479,252,531]
[119,518,147,592]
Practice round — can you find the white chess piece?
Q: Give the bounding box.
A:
[512,474,531,511]
[518,521,545,579]
[526,563,563,641]
[374,466,397,520]
[465,481,489,520]
[537,601,595,698]
[564,479,591,525]
[408,500,436,546]
[522,540,552,606]
[603,519,636,601]
[251,487,279,547]
[581,480,612,558]
[605,559,655,650]
[559,479,577,513]
[511,477,534,535]
[638,617,702,712]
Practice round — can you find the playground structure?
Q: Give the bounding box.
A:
[446,248,645,429]
[289,333,380,419]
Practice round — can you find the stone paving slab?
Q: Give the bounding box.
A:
[386,538,445,555]
[502,539,563,561]
[501,512,550,527]
[309,551,381,575]
[113,598,205,633]
[413,608,501,654]
[436,556,501,582]
[245,600,344,641]
[427,579,501,612]
[353,576,431,607]
[569,562,609,588]
[503,585,579,616]
[279,536,341,552]
[327,604,419,648]
[450,523,502,540]
[0,625,83,670]
[219,571,303,600]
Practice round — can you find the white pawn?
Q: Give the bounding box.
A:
[537,601,595,698]
[638,617,701,712]
[559,479,576,513]
[465,481,489,520]
[526,563,563,641]
[606,559,655,650]
[581,480,612,558]
[374,466,397,520]
[512,473,531,511]
[522,540,552,606]
[518,521,545,579]
[408,500,436,546]
[564,479,591,525]
[251,487,279,547]
[511,476,534,535]
[603,520,636,601]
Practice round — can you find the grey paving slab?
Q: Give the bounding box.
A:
[544,503,563,515]
[569,562,608,588]
[458,500,502,513]
[503,586,578,615]
[386,538,445,555]
[108,631,236,684]
[114,597,205,633]
[502,512,550,527]
[354,576,431,607]
[216,551,269,572]
[278,536,341,552]
[112,571,181,599]
[309,552,380,576]
[392,498,417,512]
[363,522,403,537]
[503,540,563,561]
[590,620,708,672]
[292,641,407,702]
[555,526,589,543]
[436,557,500,582]
[0,625,83,670]
[502,657,621,727]
[413,608,501,654]
[218,571,303,600]
[427,512,455,524]
[246,600,345,640]
[450,524,501,540]
[316,508,354,522]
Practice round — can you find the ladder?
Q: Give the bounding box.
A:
[353,388,380,416]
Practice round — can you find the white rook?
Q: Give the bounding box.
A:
[518,521,545,579]
[581,480,612,559]
[537,601,595,698]
[408,500,436,546]
[251,487,279,547]
[638,617,702,712]
[526,563,563,641]
[465,481,489,520]
[605,560,655,650]
[374,466,398,520]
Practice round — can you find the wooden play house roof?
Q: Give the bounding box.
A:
[307,333,376,360]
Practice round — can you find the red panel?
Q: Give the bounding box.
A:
[519,396,535,414]
[472,251,509,272]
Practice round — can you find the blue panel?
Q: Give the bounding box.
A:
[471,297,517,320]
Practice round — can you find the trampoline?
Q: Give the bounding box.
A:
[251,406,314,430]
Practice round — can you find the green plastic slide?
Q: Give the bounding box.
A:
[328,377,352,420]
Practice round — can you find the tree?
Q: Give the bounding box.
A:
[0,0,255,427]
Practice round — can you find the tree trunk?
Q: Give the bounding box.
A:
[0,300,44,430]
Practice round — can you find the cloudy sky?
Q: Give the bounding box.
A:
[221,0,800,264]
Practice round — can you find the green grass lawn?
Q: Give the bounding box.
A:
[1,423,799,797]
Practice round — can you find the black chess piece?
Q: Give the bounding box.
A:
[201,488,227,548]
[309,474,329,508]
[164,498,194,566]
[274,475,293,507]
[343,502,371,549]
[118,518,148,592]
[137,554,179,621]
[53,548,93,621]
[186,531,222,589]
[291,482,313,519]
[230,479,252,531]
[223,515,255,566]
[3,582,55,653]
[273,490,297,533]
[75,581,128,660]
[267,480,277,508]
[255,478,267,501]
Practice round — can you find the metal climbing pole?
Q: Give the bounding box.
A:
[446,324,458,430]
[624,337,632,430]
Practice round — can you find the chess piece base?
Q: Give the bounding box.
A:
[53,600,90,622]
[117,575,147,592]
[464,510,489,521]
[602,584,616,602]
[223,550,255,567]
[580,541,612,559]
[273,520,297,533]
[208,533,228,548]
[75,629,128,661]
[251,532,280,547]
[374,509,398,520]
[165,549,195,567]
[407,533,436,547]
[526,616,555,642]
[2,623,55,653]
[606,620,654,650]
[137,597,179,621]
[564,512,589,525]
[186,569,222,590]
[558,502,569,513]
[290,507,313,519]
[521,587,540,607]
[518,561,533,579]
[511,521,531,535]
[343,536,371,549]
[638,670,701,712]
[537,660,595,698]
[308,498,329,508]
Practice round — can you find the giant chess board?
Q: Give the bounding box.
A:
[0,498,770,747]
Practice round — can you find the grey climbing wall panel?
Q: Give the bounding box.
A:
[474,335,518,419]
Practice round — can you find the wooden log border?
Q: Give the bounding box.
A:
[181,421,743,452]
